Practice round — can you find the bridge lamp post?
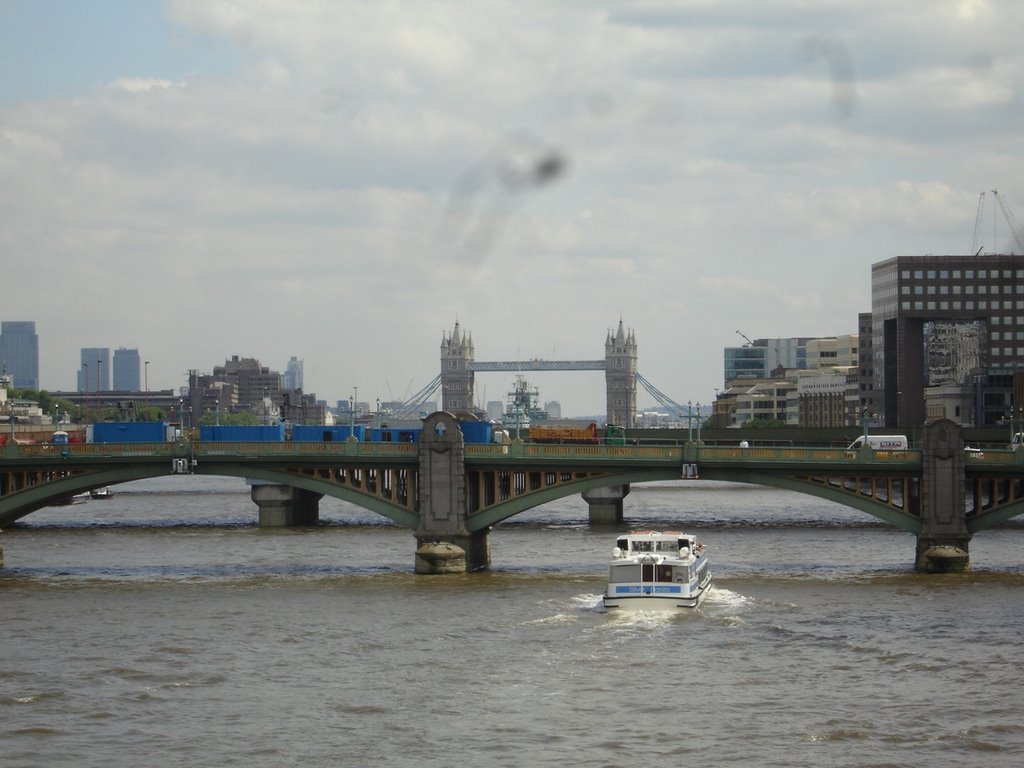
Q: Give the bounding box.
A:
[376,398,381,429]
[349,393,355,436]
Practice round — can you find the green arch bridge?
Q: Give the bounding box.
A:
[2,415,1022,573]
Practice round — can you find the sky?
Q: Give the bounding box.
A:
[2,0,1023,417]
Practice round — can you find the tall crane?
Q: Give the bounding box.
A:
[971,191,986,254]
[991,189,1024,255]
[736,330,754,347]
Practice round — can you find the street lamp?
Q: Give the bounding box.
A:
[349,393,355,437]
[82,362,89,421]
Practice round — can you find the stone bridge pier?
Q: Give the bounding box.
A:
[251,483,323,527]
[915,419,971,572]
[414,412,490,573]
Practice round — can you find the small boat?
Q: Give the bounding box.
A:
[90,487,114,500]
[603,530,712,611]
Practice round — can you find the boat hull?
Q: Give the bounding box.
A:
[603,578,711,611]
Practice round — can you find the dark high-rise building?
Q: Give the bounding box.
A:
[871,254,1024,427]
[0,321,39,390]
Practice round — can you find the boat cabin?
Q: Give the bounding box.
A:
[613,531,697,559]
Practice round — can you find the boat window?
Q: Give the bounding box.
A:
[656,565,672,582]
[616,538,628,551]
[633,540,653,552]
[655,540,677,553]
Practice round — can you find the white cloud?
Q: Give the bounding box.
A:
[2,1,1024,414]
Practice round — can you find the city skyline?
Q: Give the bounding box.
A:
[2,3,1023,415]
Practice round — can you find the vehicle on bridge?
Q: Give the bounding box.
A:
[528,422,626,445]
[847,434,908,450]
[603,530,712,611]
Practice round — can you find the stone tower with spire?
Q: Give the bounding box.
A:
[440,321,475,415]
[605,320,637,428]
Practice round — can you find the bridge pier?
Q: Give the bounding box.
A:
[582,484,630,525]
[250,484,323,527]
[915,419,971,572]
[415,412,490,573]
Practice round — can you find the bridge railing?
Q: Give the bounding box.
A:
[7,440,1021,466]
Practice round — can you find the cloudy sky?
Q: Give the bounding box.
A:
[2,0,1023,416]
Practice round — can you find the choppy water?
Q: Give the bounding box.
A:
[2,478,1023,767]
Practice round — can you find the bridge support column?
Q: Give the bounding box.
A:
[582,484,630,525]
[250,484,322,527]
[915,419,970,572]
[415,412,489,573]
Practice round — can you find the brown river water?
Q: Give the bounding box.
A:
[2,477,1023,767]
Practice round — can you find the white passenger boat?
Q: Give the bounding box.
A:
[603,530,712,611]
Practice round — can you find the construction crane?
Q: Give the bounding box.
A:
[971,191,986,254]
[736,330,754,347]
[991,189,1024,255]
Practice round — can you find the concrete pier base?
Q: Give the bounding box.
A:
[415,532,491,574]
[582,484,630,525]
[251,484,322,527]
[916,541,971,573]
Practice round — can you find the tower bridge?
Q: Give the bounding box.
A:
[439,319,639,426]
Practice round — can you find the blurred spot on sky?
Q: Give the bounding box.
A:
[440,130,568,266]
[800,35,856,119]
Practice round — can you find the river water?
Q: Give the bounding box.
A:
[2,477,1022,767]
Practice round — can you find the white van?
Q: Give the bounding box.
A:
[847,434,908,450]
[1012,433,1024,451]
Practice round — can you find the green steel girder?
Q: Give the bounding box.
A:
[466,468,683,531]
[696,469,923,533]
[196,463,419,529]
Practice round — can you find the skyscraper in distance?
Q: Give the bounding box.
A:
[0,321,39,390]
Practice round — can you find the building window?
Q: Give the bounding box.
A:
[953,301,961,309]
[940,270,949,279]
[914,270,923,279]
[901,301,911,310]
[954,270,962,278]
[915,301,924,310]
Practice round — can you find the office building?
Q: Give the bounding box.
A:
[723,337,809,382]
[283,356,304,391]
[0,321,39,390]
[113,348,141,391]
[870,254,1024,427]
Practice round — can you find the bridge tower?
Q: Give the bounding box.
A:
[605,320,637,428]
[440,321,475,415]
